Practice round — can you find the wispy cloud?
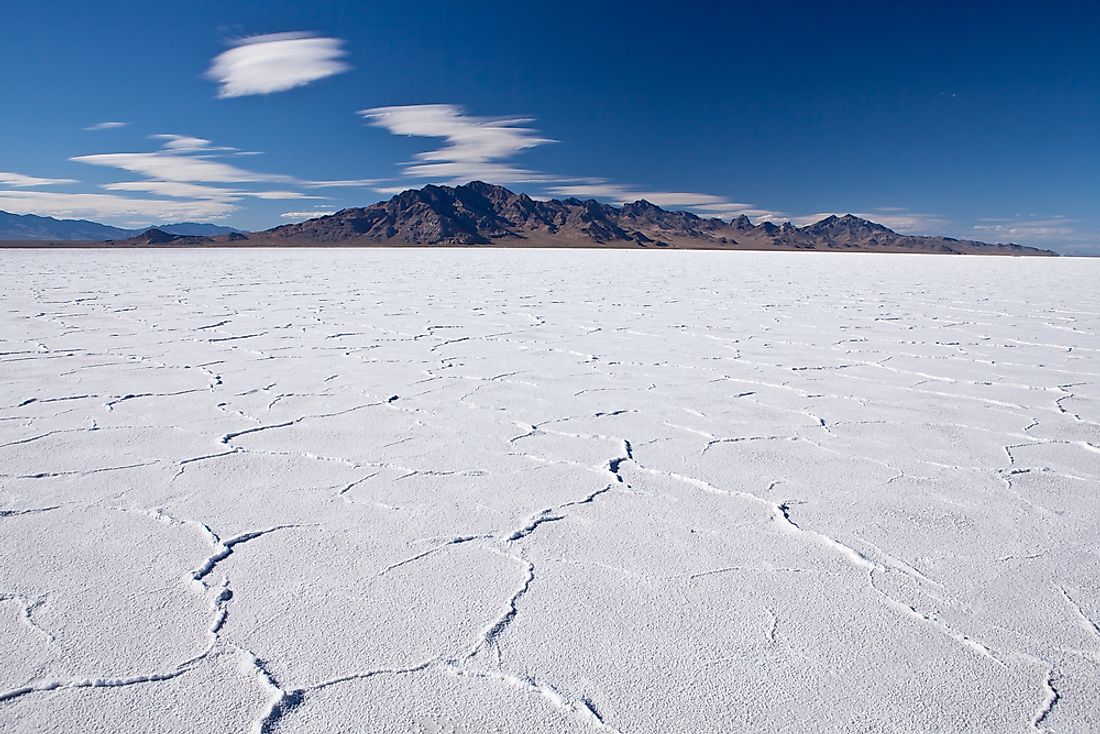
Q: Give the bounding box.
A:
[0,171,78,187]
[17,134,340,223]
[148,134,237,152]
[74,151,288,184]
[359,104,555,184]
[83,121,129,131]
[208,32,350,98]
[869,212,950,233]
[303,178,378,188]
[360,104,787,221]
[973,216,1078,241]
[280,209,336,219]
[72,133,291,184]
[253,190,326,200]
[101,180,323,202]
[0,190,235,220]
[102,180,242,199]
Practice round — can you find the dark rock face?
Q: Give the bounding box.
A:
[731,214,754,231]
[137,228,180,245]
[259,182,1056,255]
[105,228,215,246]
[155,223,245,237]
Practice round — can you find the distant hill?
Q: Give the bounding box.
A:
[113,228,216,246]
[0,211,245,241]
[154,222,244,237]
[0,211,132,241]
[260,182,1056,255]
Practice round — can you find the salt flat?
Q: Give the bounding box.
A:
[0,249,1098,733]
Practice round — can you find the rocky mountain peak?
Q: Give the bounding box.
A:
[138,228,178,244]
[803,214,894,236]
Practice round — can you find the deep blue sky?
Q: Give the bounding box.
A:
[1,0,1097,252]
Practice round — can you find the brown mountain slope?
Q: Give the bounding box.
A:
[250,182,1055,255]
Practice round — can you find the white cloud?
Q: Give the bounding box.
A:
[208,33,350,98]
[684,202,764,214]
[972,217,1077,241]
[281,209,336,219]
[149,134,219,152]
[0,171,78,187]
[72,134,292,184]
[45,134,331,222]
[711,208,788,222]
[304,178,378,188]
[359,104,555,184]
[252,190,325,200]
[74,151,290,184]
[101,181,321,201]
[869,213,950,233]
[83,121,128,131]
[0,190,235,220]
[103,181,241,199]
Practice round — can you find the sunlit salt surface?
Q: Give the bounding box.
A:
[1,249,1098,733]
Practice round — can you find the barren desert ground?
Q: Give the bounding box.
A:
[1,249,1098,733]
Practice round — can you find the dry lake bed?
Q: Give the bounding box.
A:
[1,249,1098,733]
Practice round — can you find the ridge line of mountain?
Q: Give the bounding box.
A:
[0,182,1058,255]
[255,181,1056,255]
[0,211,245,241]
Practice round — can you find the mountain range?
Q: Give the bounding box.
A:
[0,183,1056,255]
[0,211,245,241]
[257,182,1054,255]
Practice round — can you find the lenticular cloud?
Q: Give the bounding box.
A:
[208,32,349,98]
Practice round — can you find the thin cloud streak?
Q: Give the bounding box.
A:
[148,134,240,153]
[208,33,350,98]
[102,181,323,201]
[73,151,292,184]
[76,135,367,191]
[0,190,235,220]
[360,104,555,184]
[0,171,78,187]
[281,209,337,219]
[102,181,242,199]
[83,121,129,131]
[973,217,1078,241]
[48,134,340,222]
[303,179,379,188]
